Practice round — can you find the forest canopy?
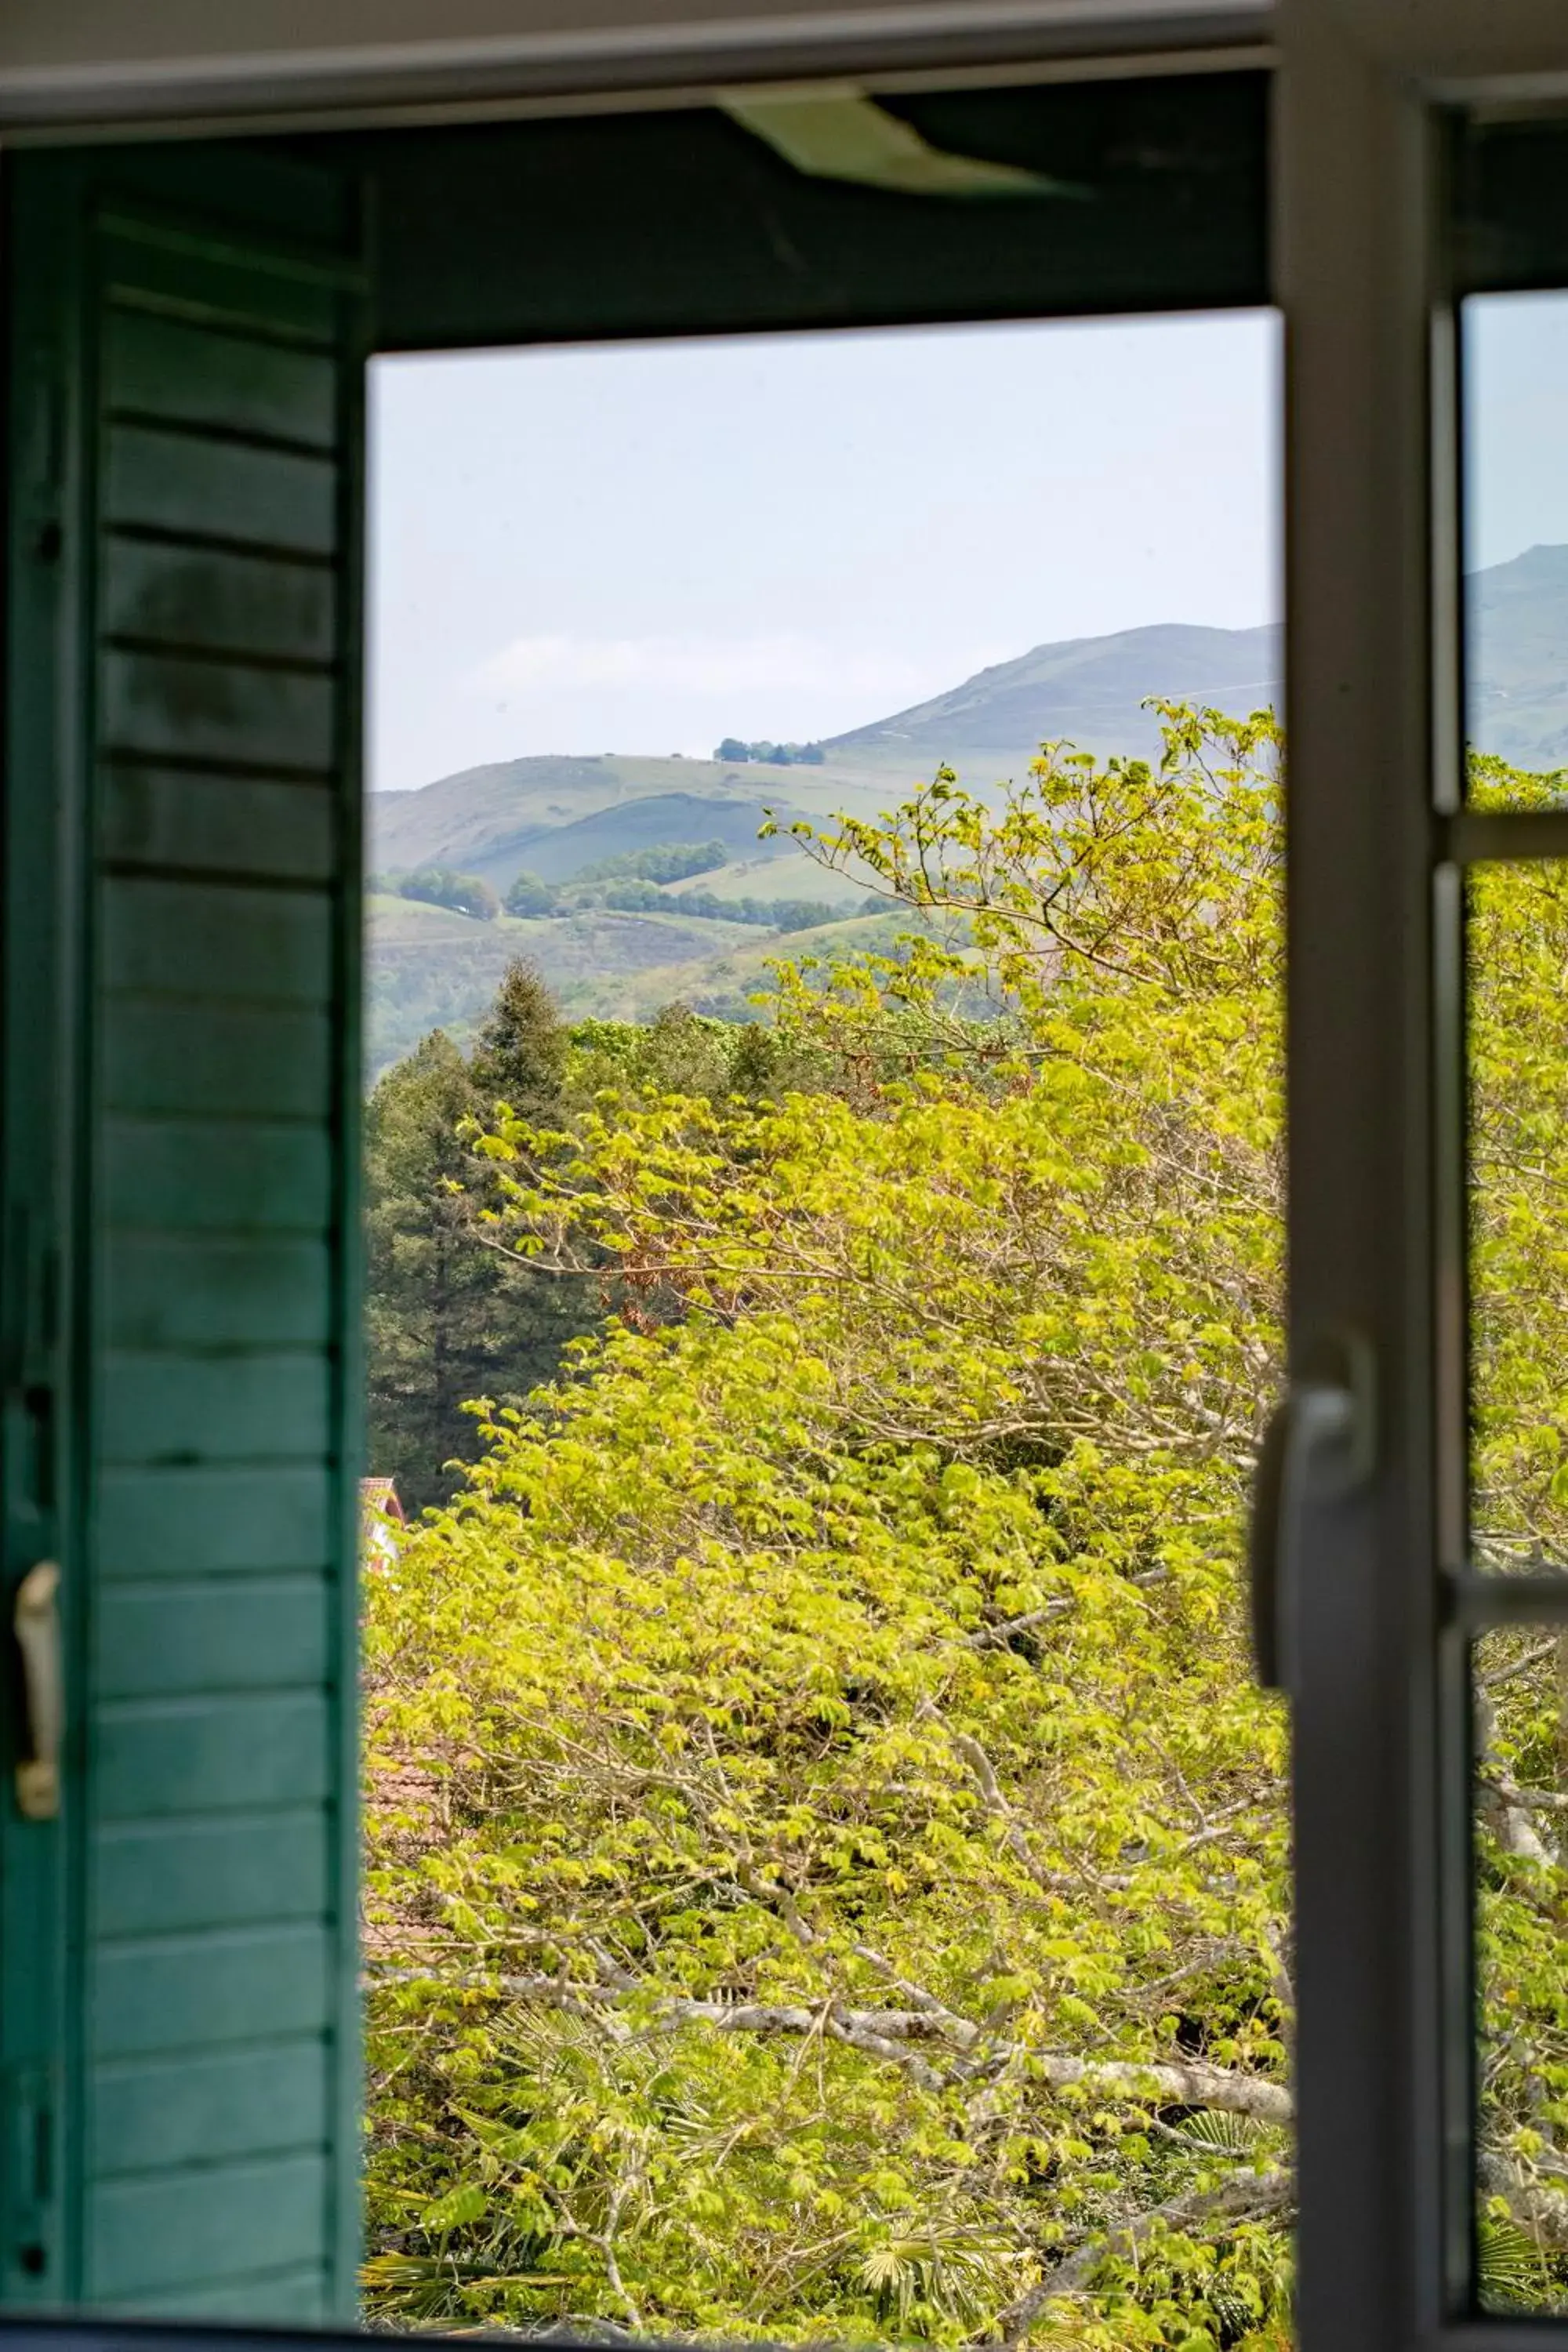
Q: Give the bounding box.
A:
[361,714,1568,2347]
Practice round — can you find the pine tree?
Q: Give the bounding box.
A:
[469,957,568,1112]
[364,1033,495,1512]
[363,971,593,1515]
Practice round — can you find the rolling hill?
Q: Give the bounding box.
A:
[369,756,885,890]
[367,543,1568,1073]
[821,619,1283,777]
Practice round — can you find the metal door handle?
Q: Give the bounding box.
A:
[1248,1337,1375,1694]
[13,1561,61,1820]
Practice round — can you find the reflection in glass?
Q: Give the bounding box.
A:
[1474,1629,1568,2311]
[1468,859,1568,1572]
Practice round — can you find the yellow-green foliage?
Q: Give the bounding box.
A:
[362,715,1568,2343]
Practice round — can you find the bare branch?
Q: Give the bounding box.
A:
[365,1965,1291,2118]
[1480,1635,1560,1692]
[1031,2052,1292,2126]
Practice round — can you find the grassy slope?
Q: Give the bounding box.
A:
[369,753,908,888]
[365,888,922,1077]
[572,907,920,1025]
[662,847,869,905]
[366,771,902,1073]
[368,891,767,1073]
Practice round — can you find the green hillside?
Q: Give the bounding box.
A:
[663,845,866,903]
[472,791,805,886]
[368,892,763,1071]
[576,906,916,1021]
[366,758,901,1071]
[368,753,895,889]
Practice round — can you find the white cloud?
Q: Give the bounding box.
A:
[470,630,926,704]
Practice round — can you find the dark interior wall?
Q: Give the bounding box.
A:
[1454,108,1568,294]
[336,72,1270,354]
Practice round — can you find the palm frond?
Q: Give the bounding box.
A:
[1173,2111,1265,2158]
[1479,2213,1552,2307]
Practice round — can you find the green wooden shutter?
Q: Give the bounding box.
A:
[2,145,367,2321]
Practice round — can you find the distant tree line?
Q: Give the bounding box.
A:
[574,839,731,886]
[372,864,501,920]
[502,856,870,932]
[595,879,870,929]
[713,736,826,765]
[376,840,869,935]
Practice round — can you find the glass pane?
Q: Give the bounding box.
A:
[1463,291,1568,804]
[362,311,1291,2345]
[1469,861,1568,1572]
[1473,1628,1568,2312]
[1454,119,1568,2332]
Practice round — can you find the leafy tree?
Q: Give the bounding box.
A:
[504,870,557,917]
[713,738,826,766]
[365,711,1293,2344]
[565,1002,825,1106]
[576,840,731,887]
[399,865,502,920]
[1457,760,1568,2313]
[595,879,860,930]
[364,717,1568,2340]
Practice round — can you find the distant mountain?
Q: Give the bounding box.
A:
[806,543,1568,775]
[366,544,1568,1073]
[823,619,1283,774]
[1468,543,1568,768]
[375,543,1568,887]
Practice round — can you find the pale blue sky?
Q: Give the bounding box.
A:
[1465,293,1568,575]
[367,295,1565,797]
[368,311,1280,795]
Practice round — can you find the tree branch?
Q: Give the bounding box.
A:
[993,2165,1292,2344]
[365,1965,1291,2117]
[1479,2152,1568,2253]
